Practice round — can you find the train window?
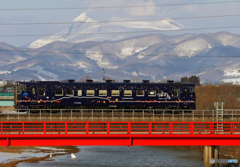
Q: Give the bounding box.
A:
[23,86,26,92]
[124,90,132,96]
[32,88,35,95]
[172,89,178,96]
[17,86,22,93]
[183,89,188,96]
[158,90,163,95]
[39,88,45,96]
[26,86,30,92]
[148,90,156,96]
[190,87,193,93]
[78,90,82,96]
[66,90,74,96]
[136,90,144,96]
[99,90,107,96]
[112,90,119,96]
[87,90,94,96]
[55,89,63,96]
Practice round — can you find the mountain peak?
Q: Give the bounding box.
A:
[72,12,94,22]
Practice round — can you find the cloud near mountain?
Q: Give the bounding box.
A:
[28,12,183,49]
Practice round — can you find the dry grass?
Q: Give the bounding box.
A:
[196,83,240,109]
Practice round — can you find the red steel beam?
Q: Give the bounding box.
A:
[0,122,240,147]
[1,135,240,147]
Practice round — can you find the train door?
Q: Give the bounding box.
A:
[36,85,39,100]
[183,88,189,101]
[171,88,179,100]
[45,85,49,99]
[31,86,36,99]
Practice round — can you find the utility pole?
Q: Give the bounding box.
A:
[102,69,106,82]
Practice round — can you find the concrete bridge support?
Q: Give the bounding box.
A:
[203,146,219,167]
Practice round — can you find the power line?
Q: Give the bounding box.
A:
[47,63,223,68]
[1,49,240,58]
[1,13,240,26]
[0,1,239,11]
[0,25,240,37]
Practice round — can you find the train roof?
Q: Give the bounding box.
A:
[17,80,196,86]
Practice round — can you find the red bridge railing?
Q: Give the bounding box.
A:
[1,122,240,147]
[0,122,240,135]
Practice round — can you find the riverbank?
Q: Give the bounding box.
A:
[0,146,79,167]
[176,146,240,162]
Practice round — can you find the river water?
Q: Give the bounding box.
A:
[18,146,203,167]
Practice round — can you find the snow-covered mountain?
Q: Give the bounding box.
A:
[28,12,183,49]
[1,30,240,84]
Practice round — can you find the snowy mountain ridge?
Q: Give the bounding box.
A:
[1,30,240,84]
[28,12,183,49]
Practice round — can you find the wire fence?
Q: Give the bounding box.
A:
[0,109,240,121]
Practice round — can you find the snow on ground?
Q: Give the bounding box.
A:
[222,78,240,84]
[135,47,148,53]
[36,147,66,151]
[0,151,48,164]
[197,72,205,76]
[31,66,58,79]
[132,71,138,76]
[33,74,47,81]
[174,38,210,57]
[0,147,68,164]
[121,47,134,59]
[110,17,183,30]
[137,53,146,59]
[224,68,240,77]
[0,152,22,164]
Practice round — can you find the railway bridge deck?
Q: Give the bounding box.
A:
[0,109,240,122]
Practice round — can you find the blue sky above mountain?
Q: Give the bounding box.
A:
[0,0,240,47]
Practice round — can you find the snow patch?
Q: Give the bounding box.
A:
[132,71,138,76]
[215,33,234,46]
[33,74,47,81]
[72,12,95,23]
[222,78,240,84]
[197,72,205,76]
[120,47,148,59]
[121,47,134,58]
[139,72,149,76]
[31,66,58,79]
[135,46,148,53]
[137,53,146,59]
[174,38,210,57]
[224,68,240,77]
[86,51,103,62]
[110,17,183,30]
[36,147,66,151]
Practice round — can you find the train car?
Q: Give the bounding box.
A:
[14,79,196,110]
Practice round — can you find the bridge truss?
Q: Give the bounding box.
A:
[1,122,240,147]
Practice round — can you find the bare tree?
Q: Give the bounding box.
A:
[196,83,240,109]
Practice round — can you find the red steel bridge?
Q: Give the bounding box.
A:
[0,122,240,147]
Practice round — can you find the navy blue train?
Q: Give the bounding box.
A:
[14,79,196,110]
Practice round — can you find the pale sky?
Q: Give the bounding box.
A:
[0,0,240,47]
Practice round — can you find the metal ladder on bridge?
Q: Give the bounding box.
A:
[214,102,224,133]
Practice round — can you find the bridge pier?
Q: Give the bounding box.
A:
[203,146,219,167]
